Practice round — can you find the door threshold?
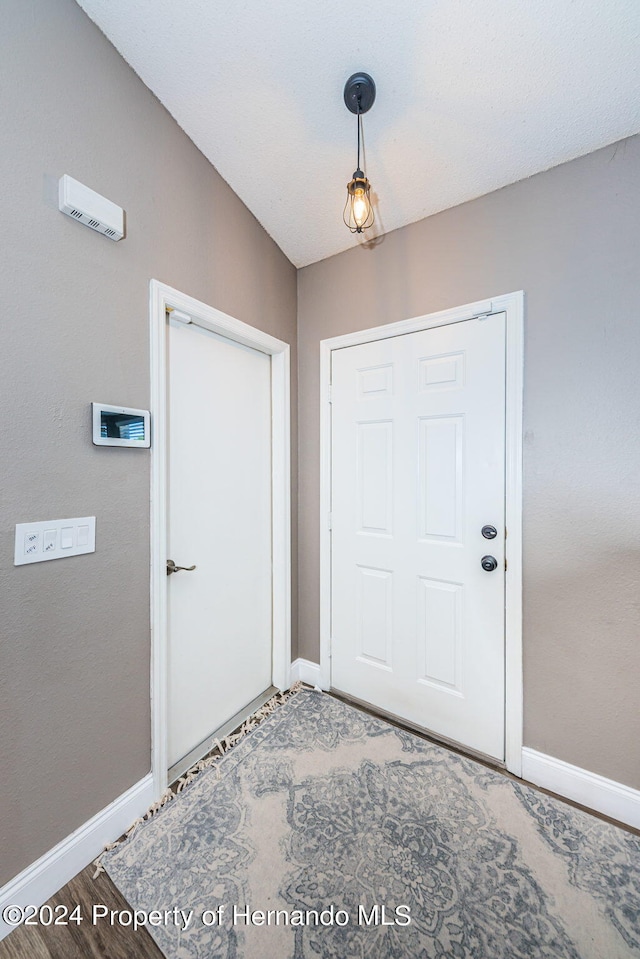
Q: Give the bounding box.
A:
[330,687,506,771]
[168,685,279,784]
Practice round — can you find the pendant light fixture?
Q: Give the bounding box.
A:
[343,72,376,234]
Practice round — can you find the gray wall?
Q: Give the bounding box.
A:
[298,135,640,790]
[2,0,639,896]
[0,0,297,885]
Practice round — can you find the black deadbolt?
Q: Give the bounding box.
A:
[481,525,497,540]
[481,555,498,572]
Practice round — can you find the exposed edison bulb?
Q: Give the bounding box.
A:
[344,172,374,233]
[352,192,368,227]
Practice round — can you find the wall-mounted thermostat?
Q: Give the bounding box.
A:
[92,403,150,448]
[59,175,124,241]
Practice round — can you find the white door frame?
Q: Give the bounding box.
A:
[319,291,524,776]
[150,279,291,798]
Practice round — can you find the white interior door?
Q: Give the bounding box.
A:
[331,313,506,760]
[167,316,273,769]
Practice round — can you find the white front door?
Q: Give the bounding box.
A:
[167,316,273,769]
[331,313,506,760]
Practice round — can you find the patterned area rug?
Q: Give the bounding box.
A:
[101,690,640,958]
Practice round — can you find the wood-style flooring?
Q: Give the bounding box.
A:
[0,733,225,959]
[0,865,163,959]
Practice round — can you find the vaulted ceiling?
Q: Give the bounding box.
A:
[76,0,640,267]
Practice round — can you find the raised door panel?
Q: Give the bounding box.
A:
[356,566,393,670]
[418,415,464,542]
[417,577,463,695]
[357,421,393,536]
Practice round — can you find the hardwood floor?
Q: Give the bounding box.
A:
[0,865,163,959]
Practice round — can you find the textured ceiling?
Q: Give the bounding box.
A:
[76,0,640,268]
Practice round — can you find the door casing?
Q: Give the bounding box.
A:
[150,279,291,798]
[320,291,524,775]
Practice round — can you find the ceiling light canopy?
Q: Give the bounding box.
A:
[343,72,376,234]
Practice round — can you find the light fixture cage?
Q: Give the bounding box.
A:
[342,73,376,234]
[343,168,375,233]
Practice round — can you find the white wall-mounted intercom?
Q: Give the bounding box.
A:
[92,403,151,448]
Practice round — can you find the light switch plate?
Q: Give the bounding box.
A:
[14,517,96,566]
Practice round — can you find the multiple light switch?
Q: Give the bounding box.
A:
[14,517,96,566]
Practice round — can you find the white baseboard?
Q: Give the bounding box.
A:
[0,773,155,942]
[290,657,322,688]
[522,748,640,830]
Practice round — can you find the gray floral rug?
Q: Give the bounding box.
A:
[101,689,640,958]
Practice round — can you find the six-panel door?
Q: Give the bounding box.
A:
[331,313,506,760]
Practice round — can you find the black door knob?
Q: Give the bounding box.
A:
[481,555,498,572]
[481,525,497,540]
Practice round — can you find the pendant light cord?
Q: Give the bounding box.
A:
[357,99,362,172]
